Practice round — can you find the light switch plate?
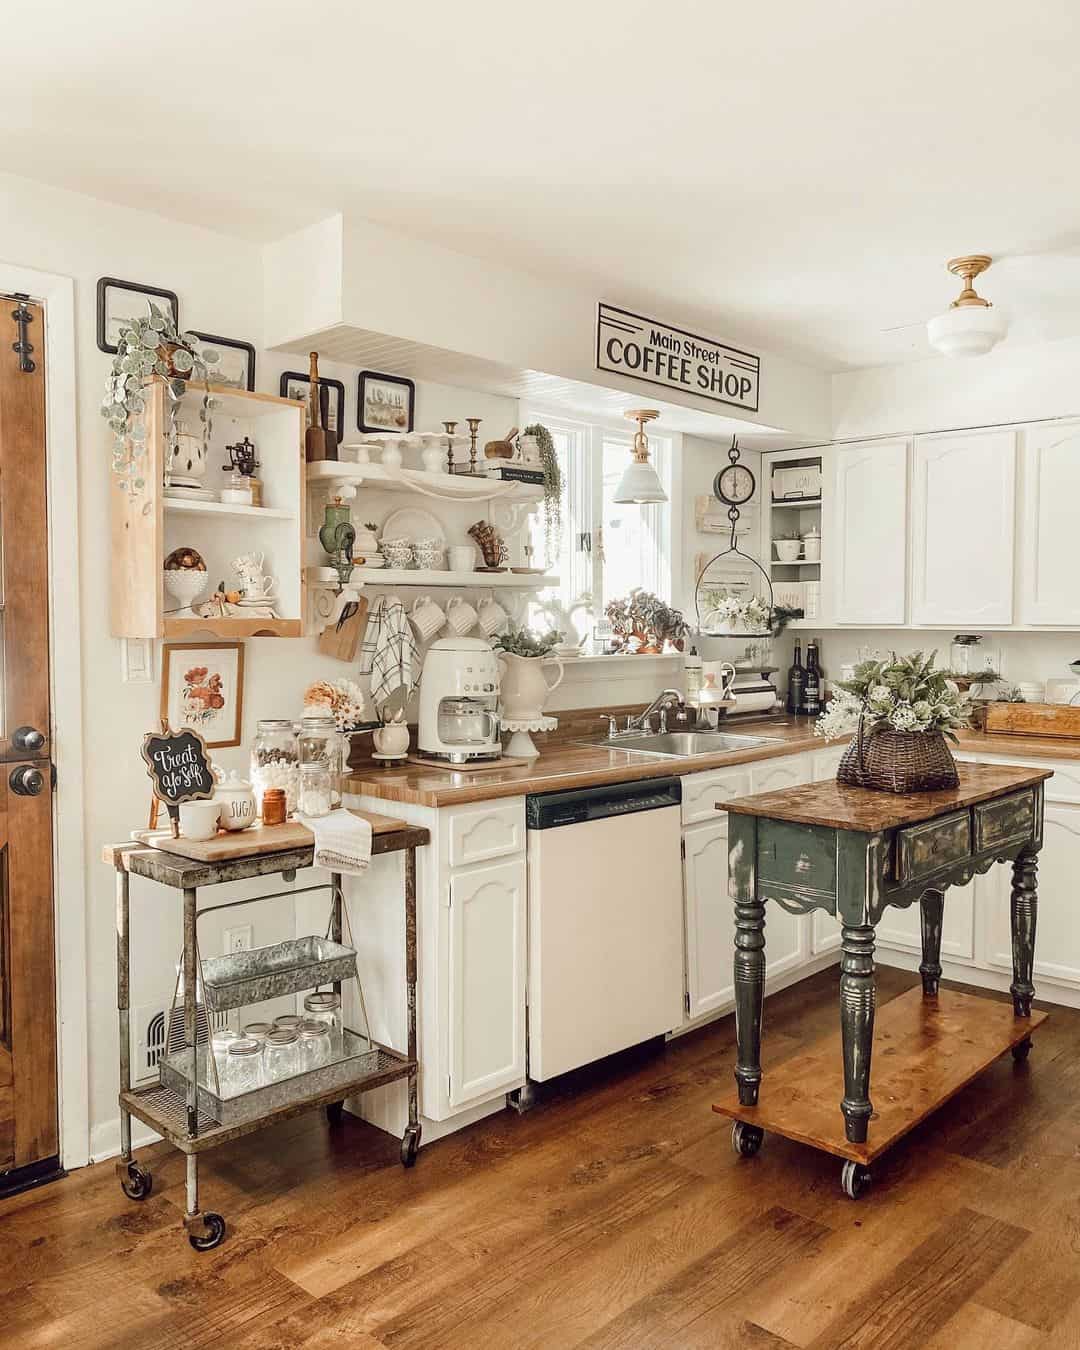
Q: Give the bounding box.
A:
[121,638,154,683]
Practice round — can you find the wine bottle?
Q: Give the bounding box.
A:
[786,640,805,715]
[801,640,822,717]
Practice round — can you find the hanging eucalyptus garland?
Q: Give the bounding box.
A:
[522,422,563,565]
[101,302,219,501]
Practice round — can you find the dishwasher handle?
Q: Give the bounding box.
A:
[526,776,681,829]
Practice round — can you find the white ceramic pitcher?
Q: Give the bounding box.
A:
[496,651,564,719]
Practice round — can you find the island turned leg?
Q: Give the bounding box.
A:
[1010,849,1038,1018]
[731,814,764,1107]
[839,924,876,1144]
[919,889,945,997]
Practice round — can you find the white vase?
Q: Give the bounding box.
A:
[497,652,564,719]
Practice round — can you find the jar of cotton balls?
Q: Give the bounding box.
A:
[298,762,332,817]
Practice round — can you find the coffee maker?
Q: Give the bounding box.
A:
[417,637,502,763]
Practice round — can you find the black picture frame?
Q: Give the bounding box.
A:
[96,276,179,355]
[189,331,256,392]
[357,369,415,434]
[279,371,346,450]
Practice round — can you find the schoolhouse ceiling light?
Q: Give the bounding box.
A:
[613,408,668,504]
[926,254,1008,357]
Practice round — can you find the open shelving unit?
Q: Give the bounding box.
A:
[765,454,823,626]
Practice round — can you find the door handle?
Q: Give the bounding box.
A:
[12,725,45,753]
[10,764,45,796]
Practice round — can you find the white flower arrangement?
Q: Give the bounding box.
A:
[815,650,973,741]
[303,678,372,731]
[701,592,772,634]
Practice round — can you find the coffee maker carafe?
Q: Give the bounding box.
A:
[418,637,501,763]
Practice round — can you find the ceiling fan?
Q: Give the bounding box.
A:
[882,255,1007,356]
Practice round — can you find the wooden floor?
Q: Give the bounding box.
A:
[4,966,1080,1349]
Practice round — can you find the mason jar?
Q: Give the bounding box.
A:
[298,1019,332,1071]
[207,1028,242,1089]
[242,1020,273,1045]
[251,719,299,814]
[263,1027,301,1081]
[297,714,345,807]
[303,991,342,1054]
[298,762,333,817]
[224,1037,263,1095]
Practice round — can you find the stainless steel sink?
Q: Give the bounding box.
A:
[584,731,784,757]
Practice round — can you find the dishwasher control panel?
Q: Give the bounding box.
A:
[526,777,681,829]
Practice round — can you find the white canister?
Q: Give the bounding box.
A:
[448,545,476,572]
[802,527,821,562]
[214,771,258,831]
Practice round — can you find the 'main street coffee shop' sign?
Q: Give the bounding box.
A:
[595,303,761,413]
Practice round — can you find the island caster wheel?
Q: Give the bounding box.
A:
[120,1161,152,1201]
[841,1161,872,1200]
[400,1124,421,1168]
[326,1101,345,1124]
[731,1122,764,1158]
[188,1212,226,1252]
[1012,1037,1033,1063]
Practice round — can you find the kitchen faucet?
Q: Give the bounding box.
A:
[602,688,685,738]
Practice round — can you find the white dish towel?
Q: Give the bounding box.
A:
[297,809,373,877]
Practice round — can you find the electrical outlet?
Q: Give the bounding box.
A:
[224,924,253,956]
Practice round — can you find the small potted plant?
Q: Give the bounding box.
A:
[816,650,973,793]
[492,625,565,719]
[604,589,688,653]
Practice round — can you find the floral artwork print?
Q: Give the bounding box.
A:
[162,643,243,749]
[181,665,226,726]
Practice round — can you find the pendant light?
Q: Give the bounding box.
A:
[926,255,1008,357]
[613,408,668,504]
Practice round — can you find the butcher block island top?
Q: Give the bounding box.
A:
[719,762,1054,832]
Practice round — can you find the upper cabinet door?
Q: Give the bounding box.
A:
[911,430,1017,626]
[826,439,909,624]
[1019,420,1080,624]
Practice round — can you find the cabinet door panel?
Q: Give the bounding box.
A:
[911,430,1016,625]
[875,879,975,959]
[681,767,752,827]
[684,817,734,1018]
[829,440,908,624]
[984,803,1080,986]
[448,857,526,1106]
[751,755,810,795]
[1019,421,1080,624]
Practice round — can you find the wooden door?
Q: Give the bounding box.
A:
[0,298,58,1190]
[826,439,909,624]
[1018,420,1080,624]
[911,429,1017,626]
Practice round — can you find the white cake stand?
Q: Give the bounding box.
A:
[500,715,557,760]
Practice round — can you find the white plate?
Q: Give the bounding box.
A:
[381,506,446,547]
[236,595,279,606]
[164,485,218,500]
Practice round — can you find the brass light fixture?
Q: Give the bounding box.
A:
[613,408,668,504]
[926,255,1008,357]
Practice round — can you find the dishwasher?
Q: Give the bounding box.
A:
[525,777,684,1082]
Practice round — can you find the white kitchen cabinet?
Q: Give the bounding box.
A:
[447,856,526,1107]
[681,766,751,826]
[825,439,909,624]
[751,756,810,795]
[683,816,734,1018]
[448,799,524,867]
[1018,420,1080,624]
[911,429,1017,626]
[874,879,976,960]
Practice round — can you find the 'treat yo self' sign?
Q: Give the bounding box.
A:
[141,722,215,833]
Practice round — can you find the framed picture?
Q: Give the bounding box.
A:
[279,371,345,448]
[358,370,415,434]
[96,276,180,355]
[189,331,256,391]
[161,642,245,749]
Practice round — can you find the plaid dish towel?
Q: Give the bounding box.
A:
[366,597,420,711]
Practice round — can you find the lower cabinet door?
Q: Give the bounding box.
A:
[684,816,734,1019]
[875,879,975,960]
[448,857,526,1107]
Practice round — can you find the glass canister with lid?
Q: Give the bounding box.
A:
[223,1037,263,1096]
[263,1026,301,1081]
[251,719,299,815]
[297,714,345,807]
[303,991,342,1053]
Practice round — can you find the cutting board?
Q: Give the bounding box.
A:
[132,811,409,862]
[317,595,368,661]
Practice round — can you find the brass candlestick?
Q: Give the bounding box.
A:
[466,417,482,474]
[443,420,458,474]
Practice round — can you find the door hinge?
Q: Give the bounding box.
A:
[11,297,35,374]
[684,990,691,1016]
[680,837,686,859]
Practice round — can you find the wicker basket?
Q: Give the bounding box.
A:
[837,720,959,794]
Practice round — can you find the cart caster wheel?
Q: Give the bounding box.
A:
[841,1161,871,1200]
[326,1101,345,1124]
[188,1212,226,1251]
[400,1125,421,1168]
[1012,1037,1033,1063]
[120,1161,152,1201]
[731,1122,764,1158]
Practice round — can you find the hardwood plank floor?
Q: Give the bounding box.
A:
[3,966,1078,1348]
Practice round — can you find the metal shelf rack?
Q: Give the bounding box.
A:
[103,818,428,1251]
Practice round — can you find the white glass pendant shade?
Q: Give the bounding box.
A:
[614,407,668,504]
[926,304,1007,357]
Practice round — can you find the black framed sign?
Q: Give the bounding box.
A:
[595,302,761,413]
[141,724,215,821]
[96,276,180,355]
[190,331,256,391]
[280,371,345,449]
[357,369,415,434]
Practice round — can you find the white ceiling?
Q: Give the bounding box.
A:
[9,1,1080,371]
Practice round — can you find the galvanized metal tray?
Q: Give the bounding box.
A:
[198,935,357,1011]
[159,1029,411,1126]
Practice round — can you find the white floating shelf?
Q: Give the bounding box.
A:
[307,567,556,590]
[164,498,296,521]
[306,459,543,502]
[770,498,822,509]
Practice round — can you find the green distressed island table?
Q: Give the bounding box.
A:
[711,762,1053,1198]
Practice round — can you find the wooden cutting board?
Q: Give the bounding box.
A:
[132,811,408,862]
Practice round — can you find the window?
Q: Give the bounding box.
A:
[524,413,678,643]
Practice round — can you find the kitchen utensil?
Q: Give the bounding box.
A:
[445,596,478,635]
[381,506,445,549]
[410,594,446,640]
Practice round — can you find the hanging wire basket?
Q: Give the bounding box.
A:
[693,504,776,639]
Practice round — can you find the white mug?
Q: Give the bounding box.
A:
[231,550,265,579]
[445,596,478,635]
[244,572,278,598]
[410,593,446,640]
[178,799,222,842]
[448,545,476,572]
[477,594,508,637]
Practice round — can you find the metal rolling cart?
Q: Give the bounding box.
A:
[103,814,428,1251]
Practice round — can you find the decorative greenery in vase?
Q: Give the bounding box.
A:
[492,625,563,658]
[522,422,563,565]
[101,302,219,499]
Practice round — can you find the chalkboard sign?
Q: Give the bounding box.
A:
[141,724,215,830]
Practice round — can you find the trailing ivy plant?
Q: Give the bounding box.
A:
[101,302,219,500]
[522,422,563,565]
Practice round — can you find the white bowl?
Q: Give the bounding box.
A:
[773,539,802,563]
